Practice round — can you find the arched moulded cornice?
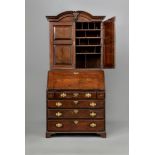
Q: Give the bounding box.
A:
[46,11,105,22]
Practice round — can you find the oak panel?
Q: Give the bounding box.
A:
[54,25,72,40]
[54,45,72,65]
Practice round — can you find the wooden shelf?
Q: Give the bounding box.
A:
[76,29,101,31]
[76,45,101,47]
[76,37,101,39]
[76,53,101,55]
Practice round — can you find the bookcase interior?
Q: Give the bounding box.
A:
[76,22,102,68]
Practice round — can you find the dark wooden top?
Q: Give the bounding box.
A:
[46,11,105,22]
[47,70,105,90]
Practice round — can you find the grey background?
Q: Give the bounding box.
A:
[26,0,129,154]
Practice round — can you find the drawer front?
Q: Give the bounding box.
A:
[48,109,104,119]
[47,91,96,99]
[47,100,104,108]
[97,92,105,99]
[47,119,104,132]
[47,92,54,99]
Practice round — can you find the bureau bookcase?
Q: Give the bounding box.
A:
[46,11,115,138]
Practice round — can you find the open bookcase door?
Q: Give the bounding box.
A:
[103,17,115,68]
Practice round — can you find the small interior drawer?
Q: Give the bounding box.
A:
[48,91,97,99]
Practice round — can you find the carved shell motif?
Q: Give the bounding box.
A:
[73,12,79,22]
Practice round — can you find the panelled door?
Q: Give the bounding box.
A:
[103,17,115,68]
[50,22,75,69]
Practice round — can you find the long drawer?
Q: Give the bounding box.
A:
[47,91,105,99]
[47,119,104,132]
[47,100,104,108]
[47,109,104,119]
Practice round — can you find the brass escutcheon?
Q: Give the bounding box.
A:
[73,120,79,124]
[73,101,79,104]
[73,93,79,97]
[73,72,79,75]
[73,109,79,114]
